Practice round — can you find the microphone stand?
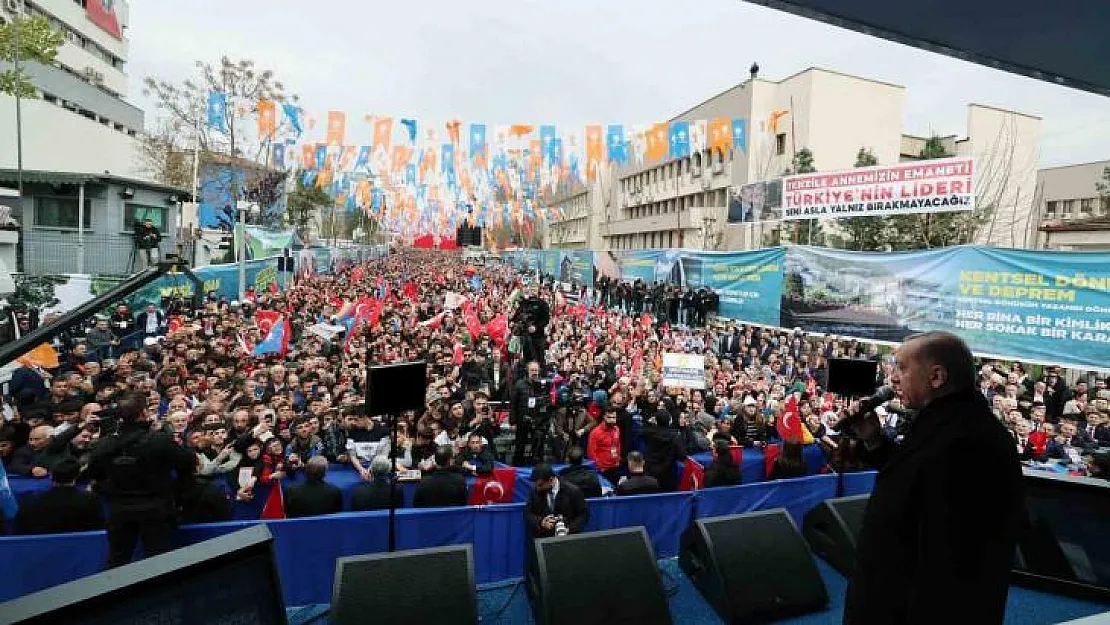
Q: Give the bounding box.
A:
[388,410,399,552]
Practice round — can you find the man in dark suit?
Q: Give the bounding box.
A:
[15,458,104,535]
[351,457,402,512]
[413,446,469,508]
[284,457,343,518]
[616,451,661,496]
[557,446,602,498]
[844,332,1023,625]
[524,463,589,538]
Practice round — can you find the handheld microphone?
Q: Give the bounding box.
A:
[840,386,896,432]
[857,386,896,416]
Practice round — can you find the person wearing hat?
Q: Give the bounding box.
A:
[524,463,589,538]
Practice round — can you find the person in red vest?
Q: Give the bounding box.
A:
[587,405,621,486]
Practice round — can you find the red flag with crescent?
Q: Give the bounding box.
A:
[255,310,281,339]
[468,467,516,505]
[679,458,705,491]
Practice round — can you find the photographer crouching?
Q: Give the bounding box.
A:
[842,332,1023,625]
[86,392,196,568]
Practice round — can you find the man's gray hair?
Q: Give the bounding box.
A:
[371,456,392,478]
[905,331,976,392]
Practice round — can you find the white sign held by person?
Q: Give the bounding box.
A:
[781,156,975,220]
[661,353,706,389]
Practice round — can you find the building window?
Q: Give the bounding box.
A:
[776,133,787,155]
[125,204,168,231]
[1045,201,1058,217]
[1080,198,1094,214]
[35,196,92,229]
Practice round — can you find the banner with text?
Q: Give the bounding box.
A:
[781,157,975,220]
[781,246,1110,369]
[613,248,784,327]
[661,353,707,389]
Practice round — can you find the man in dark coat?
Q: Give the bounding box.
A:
[15,458,104,535]
[640,410,686,491]
[284,457,343,518]
[351,457,403,511]
[557,446,602,498]
[616,451,661,496]
[844,332,1023,625]
[413,446,469,508]
[524,463,589,538]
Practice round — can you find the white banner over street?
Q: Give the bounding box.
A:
[780,156,975,220]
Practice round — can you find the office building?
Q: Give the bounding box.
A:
[543,67,1041,252]
[0,1,186,275]
[1034,160,1110,251]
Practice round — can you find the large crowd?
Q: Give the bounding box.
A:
[1,248,1108,539]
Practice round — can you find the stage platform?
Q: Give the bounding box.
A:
[286,558,1110,625]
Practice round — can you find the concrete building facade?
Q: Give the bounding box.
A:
[1034,160,1110,251]
[543,68,1041,252]
[0,0,144,178]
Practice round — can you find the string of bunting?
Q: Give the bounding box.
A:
[206,91,790,240]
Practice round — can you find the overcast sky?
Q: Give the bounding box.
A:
[126,0,1109,168]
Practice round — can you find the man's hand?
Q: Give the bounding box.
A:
[31,466,49,478]
[359,467,371,481]
[541,515,556,531]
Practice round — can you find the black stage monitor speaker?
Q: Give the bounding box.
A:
[680,508,828,624]
[826,358,879,397]
[367,360,427,415]
[528,527,672,625]
[332,544,477,625]
[0,525,286,625]
[803,494,870,576]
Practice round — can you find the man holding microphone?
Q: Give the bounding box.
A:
[844,332,1024,625]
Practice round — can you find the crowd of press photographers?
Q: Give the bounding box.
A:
[0,249,1107,547]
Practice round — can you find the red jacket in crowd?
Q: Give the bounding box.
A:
[587,423,622,472]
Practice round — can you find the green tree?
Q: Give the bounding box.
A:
[143,57,300,227]
[1097,166,1110,214]
[840,148,889,250]
[10,275,67,311]
[286,177,330,244]
[886,135,971,249]
[784,148,823,245]
[0,14,64,98]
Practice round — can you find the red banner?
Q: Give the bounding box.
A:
[86,0,122,39]
[468,467,517,505]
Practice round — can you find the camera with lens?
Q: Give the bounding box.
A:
[553,515,568,537]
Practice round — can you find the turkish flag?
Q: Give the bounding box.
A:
[350,266,366,284]
[255,310,281,339]
[468,467,517,505]
[778,395,807,443]
[167,315,184,335]
[679,458,705,491]
[260,483,286,520]
[763,443,781,478]
[485,314,509,348]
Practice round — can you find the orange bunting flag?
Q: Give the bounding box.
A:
[338,146,357,171]
[257,99,277,139]
[373,117,393,151]
[708,117,732,154]
[510,124,534,137]
[769,109,790,134]
[301,144,315,169]
[585,124,604,180]
[646,123,669,161]
[445,120,461,145]
[326,111,347,146]
[390,145,413,173]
